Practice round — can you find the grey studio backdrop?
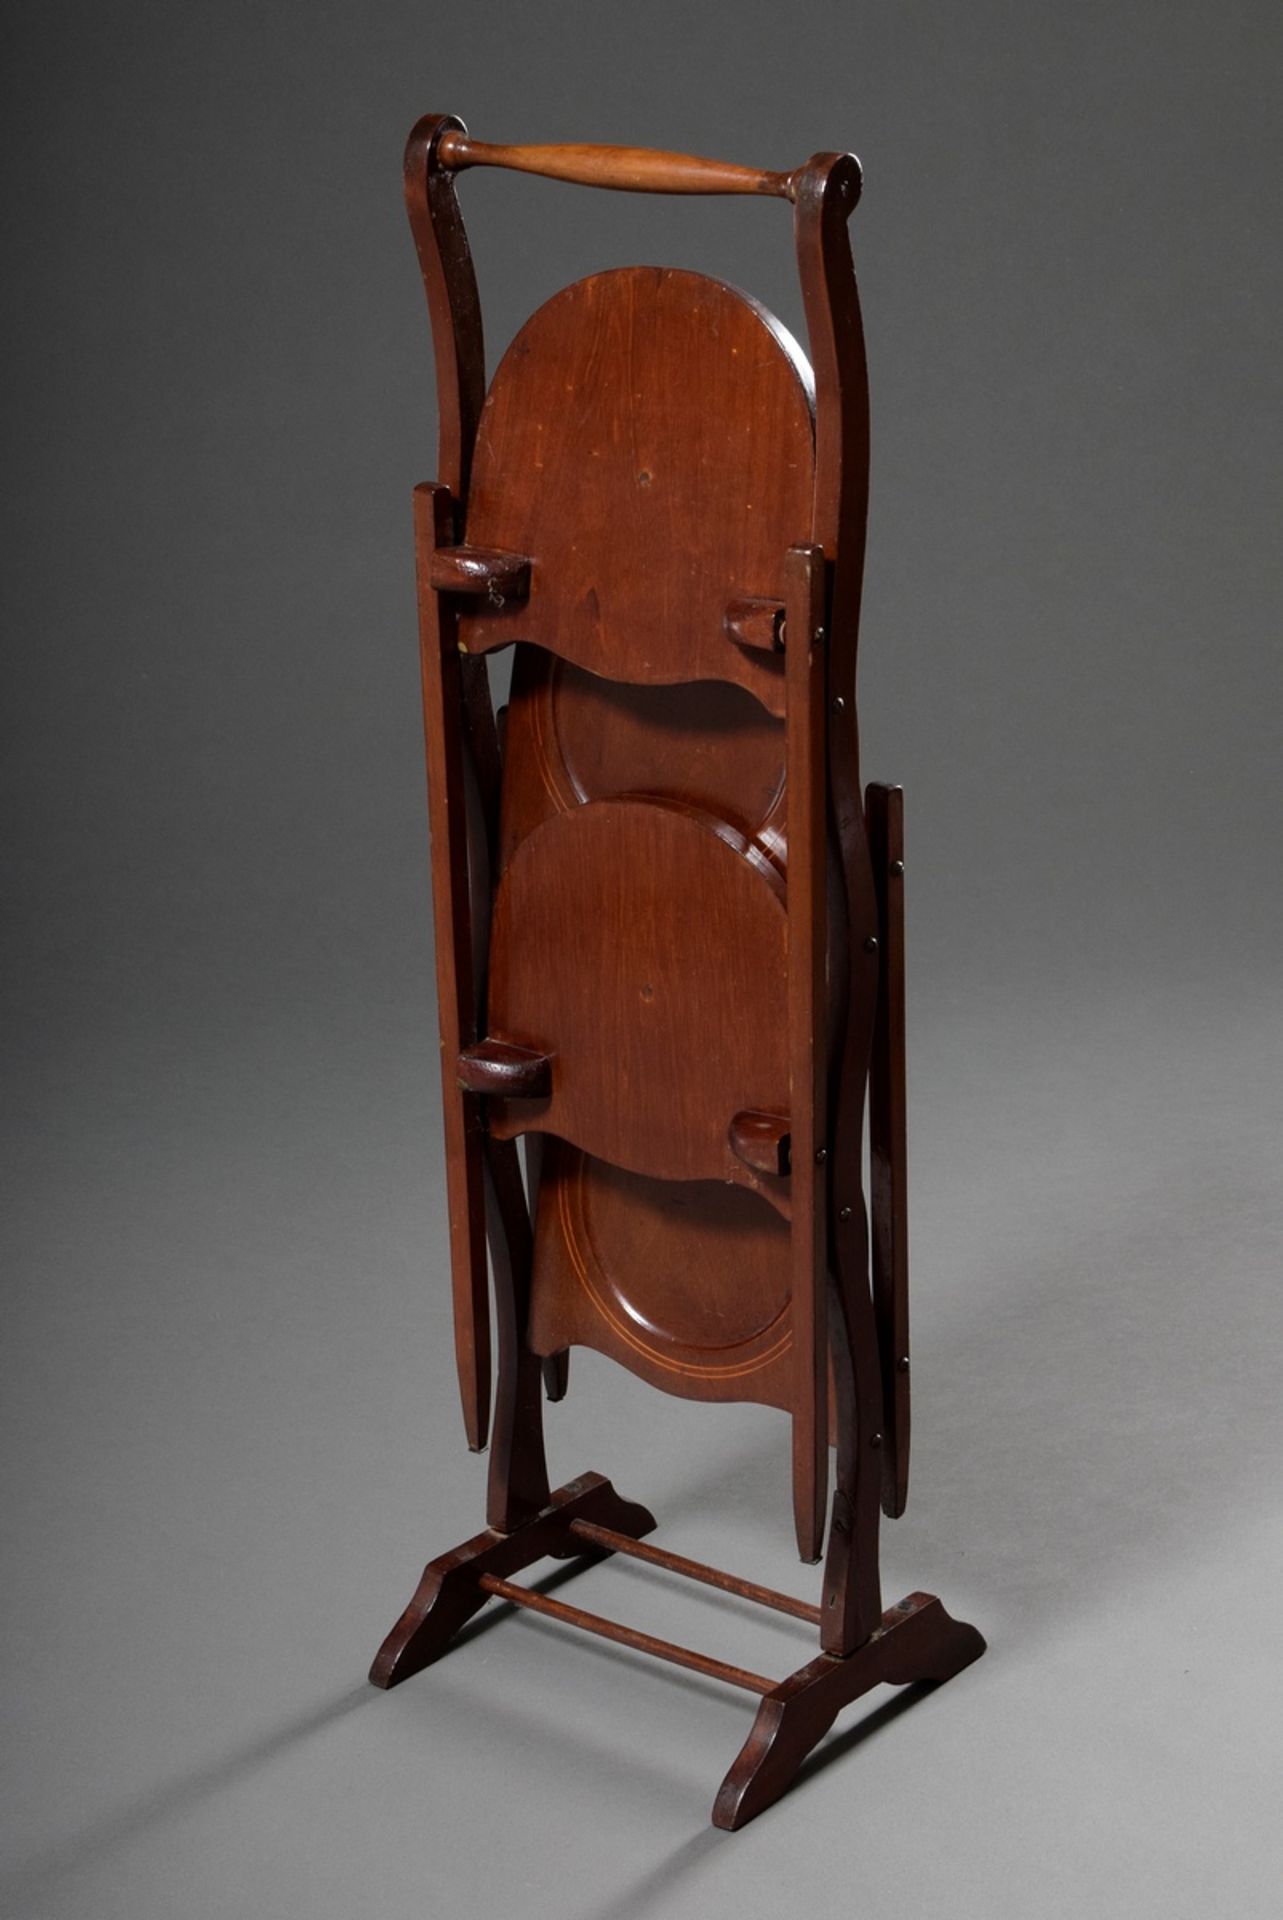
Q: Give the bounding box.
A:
[3,4,1280,1917]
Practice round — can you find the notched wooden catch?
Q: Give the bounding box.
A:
[457,1038,553,1098]
[429,545,532,606]
[728,1109,791,1177]
[724,597,786,655]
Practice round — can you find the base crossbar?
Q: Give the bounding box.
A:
[477,1572,775,1694]
[567,1518,823,1624]
[370,1471,985,1828]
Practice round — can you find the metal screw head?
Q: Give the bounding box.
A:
[864,935,879,953]
[815,1147,827,1164]
[832,694,845,713]
[890,858,905,876]
[839,1205,852,1222]
[813,624,826,644]
[870,1432,883,1450]
[898,1355,910,1373]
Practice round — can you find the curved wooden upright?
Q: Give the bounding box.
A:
[370,114,984,1830]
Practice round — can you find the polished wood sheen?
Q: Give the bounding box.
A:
[476,1574,777,1696]
[436,129,800,200]
[728,1109,792,1178]
[866,781,911,1517]
[459,268,814,718]
[456,1038,552,1099]
[429,544,531,602]
[483,795,790,1186]
[567,1520,823,1625]
[373,112,985,1831]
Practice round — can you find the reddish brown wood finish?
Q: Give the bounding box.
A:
[413,483,490,1451]
[728,1109,792,1178]
[484,796,790,1185]
[456,1039,552,1099]
[374,114,984,1830]
[712,1591,986,1829]
[372,1471,985,1832]
[866,781,911,1517]
[724,597,787,655]
[477,1575,777,1695]
[429,544,531,602]
[435,130,798,200]
[459,268,812,719]
[497,658,787,874]
[527,1148,797,1407]
[567,1520,823,1625]
[784,545,830,1562]
[794,152,887,1656]
[481,1125,550,1532]
[403,116,530,1450]
[369,1472,656,1688]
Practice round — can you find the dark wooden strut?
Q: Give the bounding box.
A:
[375,113,985,1830]
[792,148,888,1651]
[457,1038,553,1099]
[866,780,911,1517]
[371,1473,985,1829]
[475,1577,778,1696]
[566,1519,823,1625]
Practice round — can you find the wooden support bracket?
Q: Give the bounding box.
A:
[728,1108,791,1177]
[369,1473,656,1689]
[712,1590,985,1829]
[429,544,532,605]
[370,1473,985,1830]
[457,1038,553,1098]
[865,781,910,1517]
[724,596,786,654]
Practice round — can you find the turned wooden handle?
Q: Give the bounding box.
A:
[435,130,796,201]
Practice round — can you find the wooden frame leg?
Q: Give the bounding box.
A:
[712,1591,985,1830]
[369,1473,657,1689]
[865,780,910,1517]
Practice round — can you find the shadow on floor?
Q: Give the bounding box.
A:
[2,1685,374,1906]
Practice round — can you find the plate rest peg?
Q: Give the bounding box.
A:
[457,1038,553,1097]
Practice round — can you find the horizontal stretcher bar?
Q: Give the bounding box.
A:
[476,1574,777,1695]
[568,1519,821,1625]
[435,131,801,202]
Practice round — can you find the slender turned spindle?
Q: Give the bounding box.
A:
[477,1574,776,1695]
[435,130,798,201]
[569,1520,822,1625]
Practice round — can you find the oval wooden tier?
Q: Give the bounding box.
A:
[484,794,789,1188]
[528,1144,796,1406]
[457,266,815,717]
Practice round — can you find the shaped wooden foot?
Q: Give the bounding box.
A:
[712,1592,985,1830]
[369,1472,656,1689]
